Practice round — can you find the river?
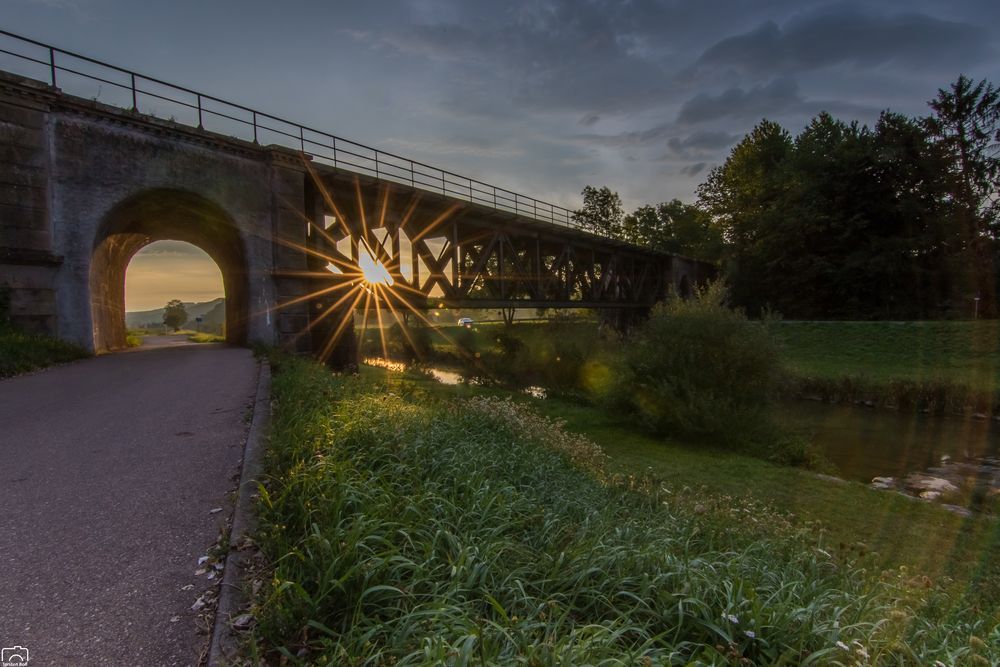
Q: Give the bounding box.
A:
[784,400,1000,505]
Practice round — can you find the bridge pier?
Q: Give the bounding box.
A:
[598,307,651,334]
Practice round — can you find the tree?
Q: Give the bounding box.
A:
[925,74,1000,315]
[697,119,793,314]
[572,186,624,238]
[622,199,722,261]
[163,299,188,331]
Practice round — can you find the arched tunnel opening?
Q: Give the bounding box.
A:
[125,240,225,335]
[89,189,249,353]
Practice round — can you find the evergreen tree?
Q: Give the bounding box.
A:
[925,75,1000,316]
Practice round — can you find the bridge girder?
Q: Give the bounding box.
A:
[299,169,676,311]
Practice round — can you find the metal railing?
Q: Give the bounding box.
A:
[0,29,581,228]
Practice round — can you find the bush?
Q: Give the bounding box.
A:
[606,281,783,448]
[387,322,432,360]
[451,324,477,355]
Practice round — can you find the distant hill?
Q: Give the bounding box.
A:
[126,298,225,332]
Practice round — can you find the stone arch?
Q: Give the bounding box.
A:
[677,275,693,300]
[89,189,248,352]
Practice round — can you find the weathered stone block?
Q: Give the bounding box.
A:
[0,183,46,209]
[273,243,308,271]
[0,225,49,250]
[10,287,56,315]
[0,143,44,167]
[1,163,46,187]
[0,202,47,229]
[273,277,309,298]
[0,101,46,130]
[0,123,44,149]
[278,312,308,334]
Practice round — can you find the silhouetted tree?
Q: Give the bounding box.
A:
[622,199,722,261]
[572,186,624,238]
[163,299,188,331]
[697,119,793,315]
[925,74,1000,316]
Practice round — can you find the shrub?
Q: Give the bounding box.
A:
[0,328,89,378]
[606,281,783,448]
[387,322,432,360]
[451,324,477,355]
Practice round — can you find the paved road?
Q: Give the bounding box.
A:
[0,345,258,666]
[135,334,204,349]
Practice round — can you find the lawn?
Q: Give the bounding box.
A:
[773,320,1000,394]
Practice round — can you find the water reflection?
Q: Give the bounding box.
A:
[785,401,1000,503]
[363,358,545,398]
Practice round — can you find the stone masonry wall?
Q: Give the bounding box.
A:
[0,86,60,334]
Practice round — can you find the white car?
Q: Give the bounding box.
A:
[457,317,474,327]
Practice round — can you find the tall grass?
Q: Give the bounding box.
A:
[0,326,89,378]
[247,356,998,665]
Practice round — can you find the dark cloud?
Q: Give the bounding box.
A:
[668,130,740,153]
[6,0,1000,208]
[680,162,708,177]
[677,79,804,124]
[571,123,671,148]
[696,5,992,76]
[369,1,673,114]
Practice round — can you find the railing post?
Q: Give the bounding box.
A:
[410,160,415,187]
[332,137,338,166]
[196,94,203,129]
[130,73,137,111]
[48,47,56,87]
[374,151,379,179]
[252,111,258,144]
[441,172,445,195]
[299,126,305,152]
[493,186,497,207]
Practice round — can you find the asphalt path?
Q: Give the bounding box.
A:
[0,344,258,666]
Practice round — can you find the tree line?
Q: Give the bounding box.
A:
[574,75,1000,320]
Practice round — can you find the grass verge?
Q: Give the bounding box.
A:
[0,327,89,379]
[188,332,226,343]
[246,357,999,665]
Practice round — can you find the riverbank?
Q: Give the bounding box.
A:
[244,357,999,664]
[368,363,999,591]
[774,320,1000,416]
[363,318,1000,417]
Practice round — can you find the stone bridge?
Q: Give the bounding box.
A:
[0,34,714,366]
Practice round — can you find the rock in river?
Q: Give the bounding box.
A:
[903,473,958,496]
[870,476,895,490]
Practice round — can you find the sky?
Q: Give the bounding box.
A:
[5,0,1000,306]
[124,242,223,311]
